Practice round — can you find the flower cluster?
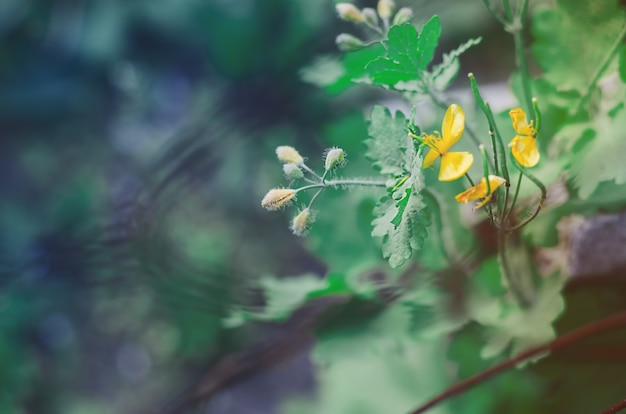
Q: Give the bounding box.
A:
[261,145,356,236]
[415,104,540,210]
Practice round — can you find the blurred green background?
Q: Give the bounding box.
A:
[0,1,525,413]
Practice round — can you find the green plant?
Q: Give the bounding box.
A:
[247,0,626,412]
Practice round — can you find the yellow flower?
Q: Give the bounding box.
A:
[509,108,539,167]
[422,104,474,182]
[455,175,505,210]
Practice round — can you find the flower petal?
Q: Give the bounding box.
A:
[441,104,465,151]
[455,175,506,208]
[438,151,474,182]
[509,108,535,136]
[422,147,440,169]
[455,183,484,203]
[510,135,540,167]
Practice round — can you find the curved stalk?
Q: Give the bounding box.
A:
[409,310,626,414]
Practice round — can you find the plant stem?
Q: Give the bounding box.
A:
[511,15,534,118]
[468,75,510,184]
[504,169,523,220]
[498,232,530,306]
[409,310,626,414]
[481,0,507,25]
[307,188,325,209]
[301,164,323,180]
[574,23,626,116]
[296,178,387,193]
[501,158,546,232]
[600,399,626,414]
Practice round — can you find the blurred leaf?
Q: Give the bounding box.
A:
[282,299,452,414]
[531,0,626,94]
[301,44,386,94]
[470,265,566,361]
[567,81,626,198]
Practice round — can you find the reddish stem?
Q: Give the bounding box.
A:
[600,399,626,414]
[410,311,626,414]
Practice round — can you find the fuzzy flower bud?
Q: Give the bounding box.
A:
[276,146,303,165]
[336,3,365,23]
[283,163,304,180]
[261,188,297,211]
[324,147,346,171]
[361,8,379,28]
[377,0,395,20]
[291,208,313,236]
[392,7,413,25]
[335,33,364,51]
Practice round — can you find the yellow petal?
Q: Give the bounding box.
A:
[441,104,465,151]
[455,175,506,207]
[438,151,474,182]
[422,147,440,169]
[509,108,535,136]
[510,135,540,167]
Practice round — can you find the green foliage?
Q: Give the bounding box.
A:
[468,259,566,360]
[531,0,626,96]
[282,298,452,414]
[300,44,386,94]
[365,19,441,87]
[567,84,626,198]
[620,44,626,82]
[302,17,480,95]
[366,106,431,268]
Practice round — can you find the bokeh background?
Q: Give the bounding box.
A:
[0,1,525,413]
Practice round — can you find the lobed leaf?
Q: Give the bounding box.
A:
[365,18,442,89]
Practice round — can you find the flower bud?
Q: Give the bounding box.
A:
[377,0,395,20]
[361,8,379,28]
[261,188,297,211]
[335,33,364,51]
[276,146,303,165]
[392,7,413,25]
[324,147,346,171]
[283,163,304,180]
[291,208,313,236]
[336,3,365,23]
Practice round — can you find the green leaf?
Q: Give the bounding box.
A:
[567,81,626,198]
[365,105,409,176]
[370,132,430,268]
[531,0,626,94]
[390,188,411,227]
[365,18,441,88]
[286,300,451,414]
[468,259,566,361]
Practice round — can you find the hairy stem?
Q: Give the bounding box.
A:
[296,178,387,193]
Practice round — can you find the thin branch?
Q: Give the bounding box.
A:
[409,310,626,414]
[600,399,626,414]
